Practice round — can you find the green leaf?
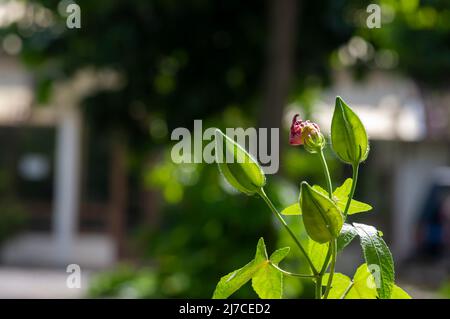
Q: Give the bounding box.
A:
[323,264,379,299]
[322,273,352,299]
[322,263,379,300]
[312,184,329,196]
[215,129,265,195]
[300,182,343,243]
[213,238,290,299]
[212,259,261,299]
[333,178,352,199]
[391,285,412,299]
[308,223,353,272]
[337,223,358,252]
[269,247,290,264]
[314,181,372,215]
[281,203,301,215]
[324,264,411,299]
[345,263,378,299]
[331,96,369,165]
[252,264,283,299]
[353,223,395,299]
[344,200,373,215]
[253,244,290,299]
[308,240,330,272]
[333,179,372,215]
[212,238,267,299]
[254,237,269,262]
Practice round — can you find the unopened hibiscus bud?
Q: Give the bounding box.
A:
[289,114,325,153]
[300,181,343,243]
[215,129,266,195]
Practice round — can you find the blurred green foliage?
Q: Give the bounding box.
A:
[440,281,450,298]
[0,201,28,245]
[338,0,450,87]
[90,155,320,298]
[88,265,158,298]
[0,170,28,245]
[136,157,276,298]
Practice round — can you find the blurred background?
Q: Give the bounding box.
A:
[0,0,448,298]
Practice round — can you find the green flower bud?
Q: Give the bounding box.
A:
[215,129,266,195]
[331,96,369,165]
[300,181,343,243]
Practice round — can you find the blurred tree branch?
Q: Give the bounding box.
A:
[260,0,299,154]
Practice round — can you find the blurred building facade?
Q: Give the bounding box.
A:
[0,57,118,268]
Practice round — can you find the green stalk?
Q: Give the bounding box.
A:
[322,239,336,299]
[315,276,323,299]
[343,164,359,219]
[270,263,316,278]
[319,245,332,274]
[340,281,354,299]
[317,148,335,299]
[323,163,359,298]
[319,149,333,198]
[258,188,319,276]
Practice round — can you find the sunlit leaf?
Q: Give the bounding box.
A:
[333,179,372,215]
[324,264,411,299]
[269,247,290,264]
[212,238,267,299]
[391,285,412,299]
[253,245,290,299]
[322,273,352,299]
[353,223,395,299]
[308,240,330,272]
[212,259,261,299]
[313,181,372,215]
[345,263,378,299]
[213,238,289,299]
[337,223,358,252]
[252,264,282,299]
[281,203,301,215]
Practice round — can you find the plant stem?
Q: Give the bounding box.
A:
[321,164,359,298]
[343,163,359,219]
[270,263,317,278]
[258,188,319,276]
[319,244,332,274]
[319,149,333,198]
[315,276,322,299]
[317,149,334,299]
[340,281,354,299]
[322,239,336,299]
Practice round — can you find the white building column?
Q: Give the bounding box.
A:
[52,104,82,265]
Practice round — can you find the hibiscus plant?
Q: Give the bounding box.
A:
[211,97,411,299]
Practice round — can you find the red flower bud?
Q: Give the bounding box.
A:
[289,114,304,146]
[289,114,325,153]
